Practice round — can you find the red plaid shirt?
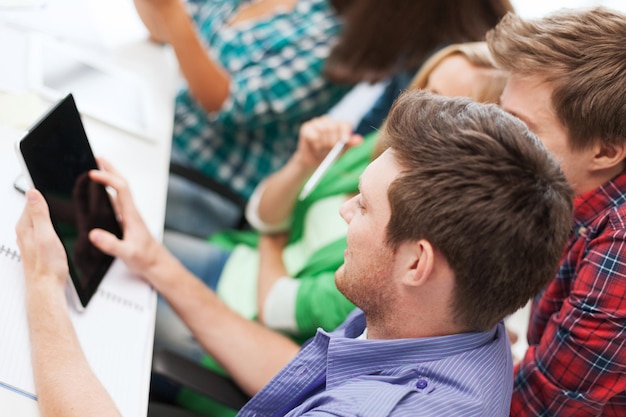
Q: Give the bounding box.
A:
[511,173,626,416]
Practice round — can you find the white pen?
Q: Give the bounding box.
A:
[298,135,349,200]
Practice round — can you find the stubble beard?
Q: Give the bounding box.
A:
[335,259,396,323]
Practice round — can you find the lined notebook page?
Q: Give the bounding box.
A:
[0,244,34,398]
[69,260,155,417]
[0,249,155,417]
[0,125,35,398]
[0,124,156,417]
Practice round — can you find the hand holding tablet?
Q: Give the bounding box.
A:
[15,93,123,310]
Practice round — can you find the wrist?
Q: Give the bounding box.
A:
[143,240,169,278]
[25,274,67,307]
[288,153,317,180]
[142,243,184,292]
[162,2,196,44]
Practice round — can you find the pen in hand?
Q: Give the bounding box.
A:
[298,135,349,200]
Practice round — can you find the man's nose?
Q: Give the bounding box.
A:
[339,195,356,224]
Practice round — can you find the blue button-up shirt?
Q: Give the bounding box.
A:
[239,310,513,416]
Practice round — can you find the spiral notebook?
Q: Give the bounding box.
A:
[0,123,155,417]
[0,242,155,417]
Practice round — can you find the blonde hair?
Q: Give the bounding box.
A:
[373,42,507,157]
[408,42,506,104]
[487,8,626,150]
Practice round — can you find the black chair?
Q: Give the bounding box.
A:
[148,348,250,416]
[169,161,250,231]
[148,403,205,417]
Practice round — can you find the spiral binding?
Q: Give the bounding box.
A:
[98,288,145,313]
[0,244,21,262]
[0,243,143,312]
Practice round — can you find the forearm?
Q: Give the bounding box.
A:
[257,154,315,225]
[86,162,299,396]
[512,266,626,415]
[145,247,299,396]
[163,3,230,112]
[27,282,121,417]
[133,0,168,43]
[256,236,289,323]
[256,117,360,225]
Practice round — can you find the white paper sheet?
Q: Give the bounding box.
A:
[0,124,155,417]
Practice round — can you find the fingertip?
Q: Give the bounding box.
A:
[25,189,49,216]
[89,229,118,256]
[25,188,41,203]
[89,229,104,244]
[89,229,111,254]
[97,157,116,173]
[95,156,107,167]
[353,134,364,143]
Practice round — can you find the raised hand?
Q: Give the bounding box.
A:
[295,116,362,170]
[87,158,163,278]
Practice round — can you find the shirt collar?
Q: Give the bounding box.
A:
[318,311,501,389]
[573,172,626,230]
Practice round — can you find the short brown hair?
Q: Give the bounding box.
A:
[486,8,626,150]
[383,91,573,331]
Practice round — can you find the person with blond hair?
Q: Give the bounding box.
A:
[486,7,626,415]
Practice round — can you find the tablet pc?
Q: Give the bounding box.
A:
[15,93,123,310]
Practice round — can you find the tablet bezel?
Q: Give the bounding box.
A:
[15,93,123,310]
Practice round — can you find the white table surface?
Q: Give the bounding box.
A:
[2,0,625,413]
[0,2,179,415]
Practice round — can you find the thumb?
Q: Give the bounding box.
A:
[89,228,124,257]
[25,189,56,237]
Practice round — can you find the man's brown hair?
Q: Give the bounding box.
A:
[486,7,626,150]
[383,91,573,331]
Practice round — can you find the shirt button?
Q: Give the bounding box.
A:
[416,379,428,389]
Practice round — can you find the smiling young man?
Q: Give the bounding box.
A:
[17,91,573,416]
[486,7,626,416]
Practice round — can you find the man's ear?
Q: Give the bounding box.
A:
[403,239,435,287]
[591,141,626,172]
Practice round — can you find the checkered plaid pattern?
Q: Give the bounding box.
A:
[173,0,352,198]
[512,173,626,416]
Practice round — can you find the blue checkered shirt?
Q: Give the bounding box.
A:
[173,0,352,198]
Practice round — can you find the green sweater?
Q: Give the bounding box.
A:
[210,133,377,336]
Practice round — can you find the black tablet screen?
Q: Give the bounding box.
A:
[19,94,123,308]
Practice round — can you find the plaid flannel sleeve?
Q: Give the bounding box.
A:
[511,224,626,415]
